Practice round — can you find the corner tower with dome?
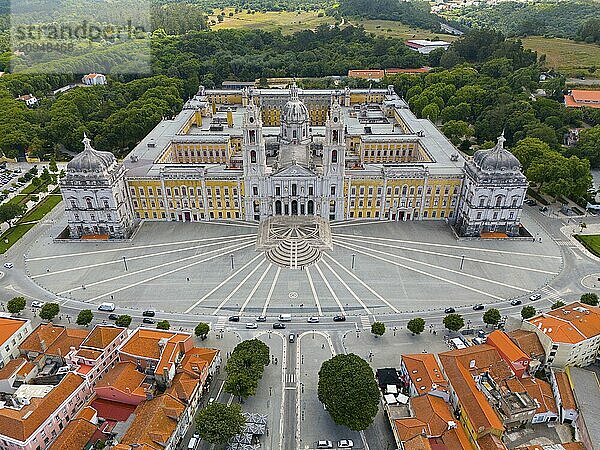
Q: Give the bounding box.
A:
[456,133,528,237]
[60,134,134,239]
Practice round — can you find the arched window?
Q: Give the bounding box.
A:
[495,196,503,207]
[332,130,338,144]
[250,150,257,164]
[86,198,93,209]
[332,149,338,164]
[181,186,186,196]
[103,200,109,209]
[249,130,256,144]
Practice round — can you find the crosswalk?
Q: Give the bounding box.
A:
[214,316,228,331]
[555,239,577,248]
[360,316,371,330]
[540,286,565,304]
[285,372,296,384]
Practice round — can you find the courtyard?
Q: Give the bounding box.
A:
[24,216,562,317]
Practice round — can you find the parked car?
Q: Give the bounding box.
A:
[142,317,155,324]
[444,307,456,314]
[472,304,485,311]
[333,315,346,322]
[142,310,155,317]
[108,313,119,320]
[307,316,320,323]
[316,441,333,449]
[510,299,522,306]
[273,323,286,329]
[529,293,542,301]
[228,316,240,322]
[98,302,115,312]
[289,333,295,343]
[338,440,354,448]
[3,262,13,269]
[31,301,44,308]
[245,323,258,329]
[256,315,267,322]
[539,206,548,212]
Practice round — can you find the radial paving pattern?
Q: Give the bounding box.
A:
[25,218,563,316]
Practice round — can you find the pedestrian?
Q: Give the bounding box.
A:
[321,344,324,349]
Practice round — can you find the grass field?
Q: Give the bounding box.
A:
[521,37,600,76]
[575,234,600,258]
[21,195,62,223]
[209,8,334,33]
[0,223,36,254]
[353,19,459,42]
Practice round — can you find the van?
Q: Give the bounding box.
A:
[188,434,199,449]
[278,314,292,322]
[98,302,115,312]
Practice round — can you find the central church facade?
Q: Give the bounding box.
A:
[60,84,528,239]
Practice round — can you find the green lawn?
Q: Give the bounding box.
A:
[0,223,36,253]
[21,195,62,223]
[575,234,600,257]
[6,195,27,206]
[521,36,600,77]
[209,8,334,33]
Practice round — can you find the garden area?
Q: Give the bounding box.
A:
[575,234,600,258]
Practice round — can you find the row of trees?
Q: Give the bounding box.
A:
[224,339,270,402]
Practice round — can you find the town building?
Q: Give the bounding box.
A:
[15,94,38,107]
[564,89,600,109]
[19,323,89,363]
[82,73,107,85]
[405,39,451,54]
[486,330,531,378]
[60,85,527,242]
[507,329,545,366]
[347,69,385,81]
[94,361,151,405]
[522,302,600,368]
[0,316,32,369]
[550,369,578,424]
[569,366,600,450]
[399,353,449,400]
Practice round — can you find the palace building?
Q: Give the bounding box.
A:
[60,84,528,239]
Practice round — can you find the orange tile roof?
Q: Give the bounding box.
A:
[403,435,432,450]
[75,348,102,360]
[16,361,35,377]
[395,395,472,450]
[119,393,185,448]
[520,378,557,415]
[0,372,84,441]
[528,302,600,344]
[439,348,505,435]
[167,372,200,402]
[487,331,529,363]
[385,67,431,74]
[348,69,385,79]
[95,361,147,397]
[554,370,576,410]
[0,358,27,379]
[477,433,507,450]
[81,325,124,349]
[77,406,97,422]
[507,330,545,358]
[48,417,96,450]
[119,329,190,361]
[564,90,600,108]
[0,317,27,346]
[402,353,448,394]
[20,324,88,357]
[180,347,219,376]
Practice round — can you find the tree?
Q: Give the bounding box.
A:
[580,293,599,306]
[195,322,210,340]
[224,339,270,402]
[318,354,380,431]
[195,403,246,445]
[407,317,425,335]
[115,315,132,327]
[7,296,26,314]
[39,302,59,321]
[551,300,566,310]
[371,322,385,337]
[483,308,501,327]
[156,320,170,330]
[443,314,464,332]
[0,203,25,229]
[521,306,536,320]
[224,371,259,403]
[49,156,58,173]
[76,309,93,326]
[573,125,600,168]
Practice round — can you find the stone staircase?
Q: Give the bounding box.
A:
[266,238,321,269]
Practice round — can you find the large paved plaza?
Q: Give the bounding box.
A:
[23,214,562,317]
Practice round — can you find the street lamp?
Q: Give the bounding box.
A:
[351,253,356,270]
[122,256,128,271]
[459,254,465,271]
[230,254,234,270]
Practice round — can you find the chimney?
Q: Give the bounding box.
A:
[126,387,131,394]
[40,340,47,352]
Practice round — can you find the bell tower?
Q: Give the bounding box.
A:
[323,101,345,176]
[242,100,266,177]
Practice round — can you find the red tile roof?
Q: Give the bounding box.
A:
[564,90,600,108]
[0,357,27,379]
[527,302,600,344]
[507,330,545,358]
[554,370,576,410]
[20,324,88,357]
[486,331,529,363]
[0,317,27,346]
[402,354,448,394]
[81,325,124,349]
[520,378,557,415]
[90,397,137,422]
[48,417,96,450]
[95,362,147,399]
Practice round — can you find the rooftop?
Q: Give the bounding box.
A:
[506,330,545,358]
[20,323,89,358]
[553,370,576,410]
[527,302,600,344]
[402,353,448,394]
[0,316,28,346]
[564,90,600,108]
[519,377,557,415]
[81,325,124,350]
[486,330,530,363]
[95,361,147,399]
[570,367,600,449]
[0,357,27,379]
[0,372,84,442]
[48,417,96,450]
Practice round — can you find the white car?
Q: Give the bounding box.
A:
[245,323,258,329]
[3,262,13,269]
[307,316,320,323]
[31,301,45,308]
[529,293,542,301]
[338,440,354,448]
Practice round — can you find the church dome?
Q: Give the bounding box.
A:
[472,133,521,172]
[282,83,309,124]
[67,134,116,173]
